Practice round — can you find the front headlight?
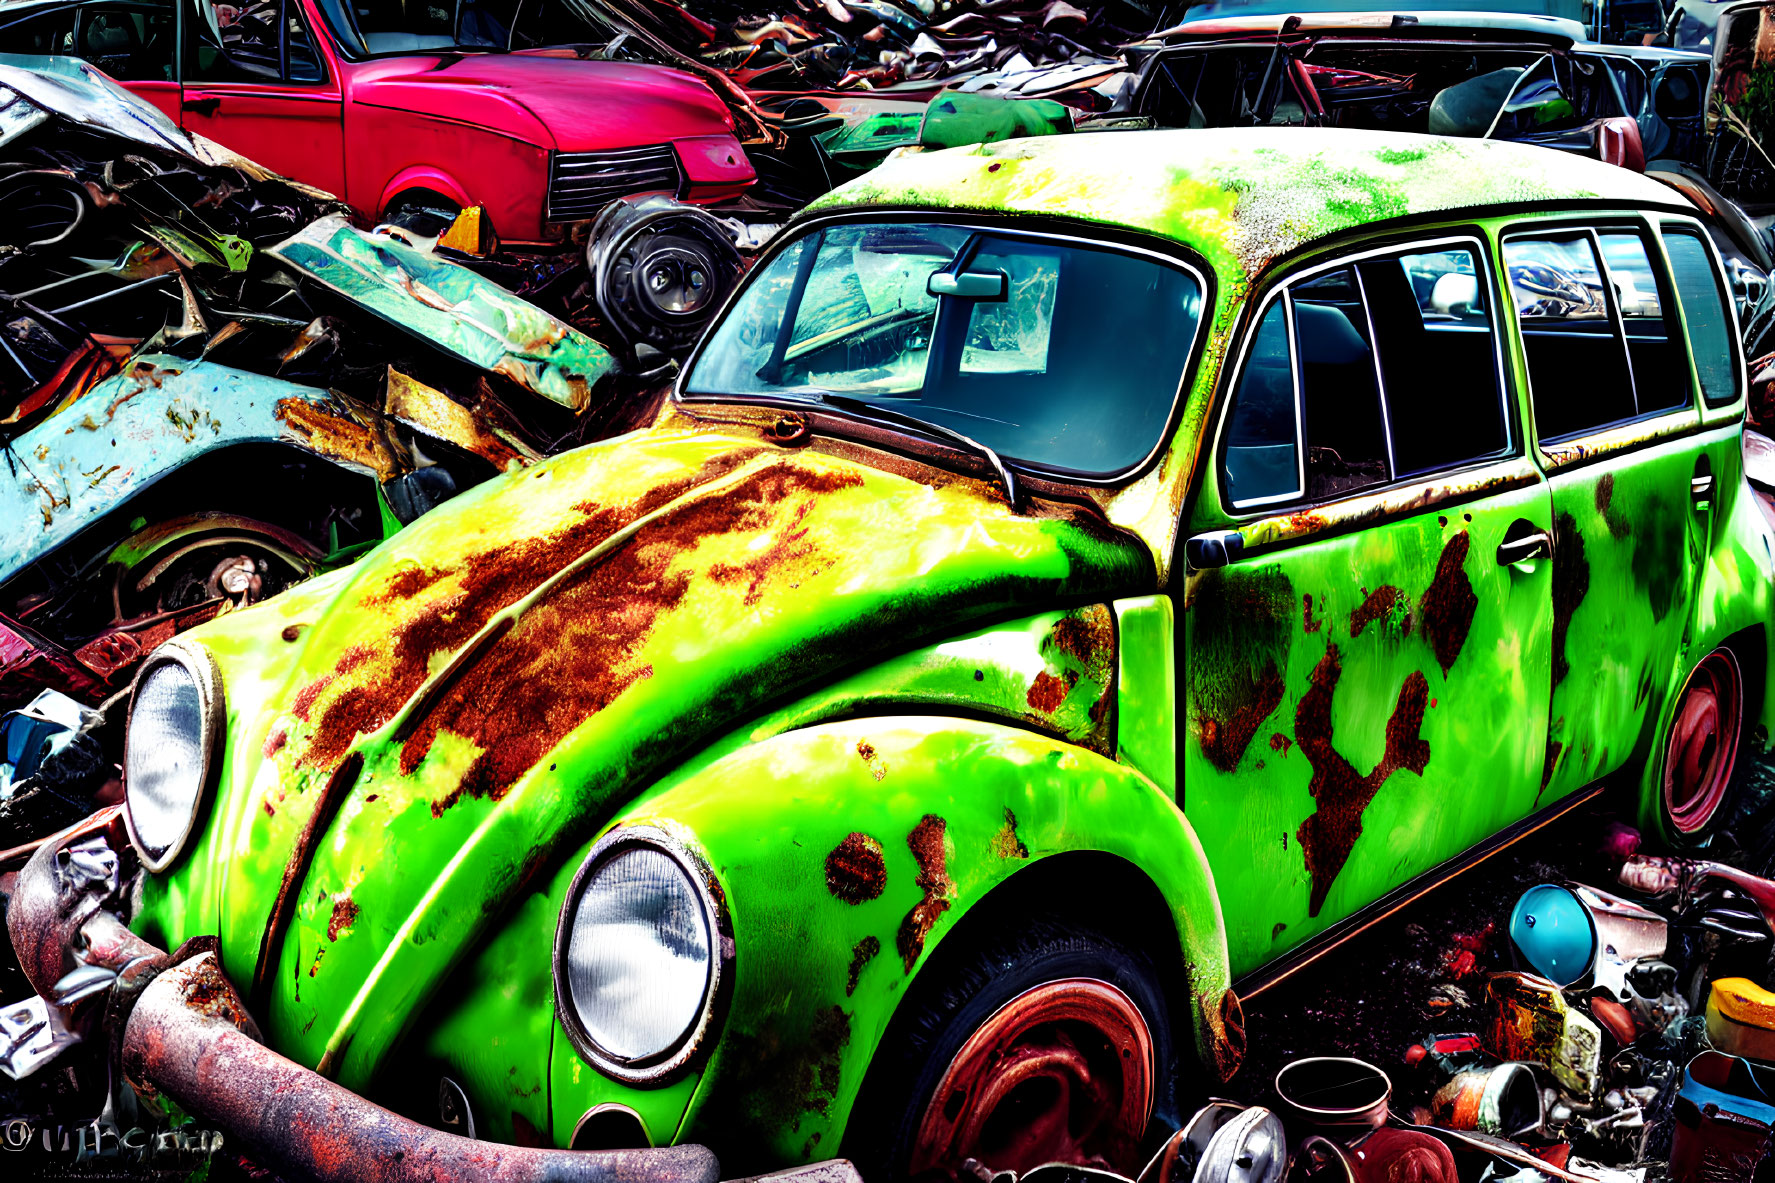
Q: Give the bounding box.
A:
[123,640,223,872]
[553,826,730,1083]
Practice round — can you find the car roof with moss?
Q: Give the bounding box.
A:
[802,127,1690,289]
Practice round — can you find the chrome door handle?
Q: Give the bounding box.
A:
[1692,473,1714,507]
[1496,532,1551,566]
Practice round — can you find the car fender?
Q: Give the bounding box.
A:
[1636,459,1775,839]
[0,354,389,586]
[376,165,476,220]
[547,716,1231,1170]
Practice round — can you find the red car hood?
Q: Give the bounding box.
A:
[349,53,735,151]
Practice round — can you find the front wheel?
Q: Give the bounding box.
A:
[844,917,1175,1182]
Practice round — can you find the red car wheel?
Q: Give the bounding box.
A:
[1663,648,1744,835]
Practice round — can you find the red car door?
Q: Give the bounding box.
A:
[179,0,345,197]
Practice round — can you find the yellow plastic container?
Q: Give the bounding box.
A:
[1706,978,1775,1063]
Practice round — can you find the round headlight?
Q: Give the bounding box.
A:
[554,828,729,1082]
[123,641,223,872]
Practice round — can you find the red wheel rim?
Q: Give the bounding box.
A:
[909,978,1154,1180]
[1664,649,1743,834]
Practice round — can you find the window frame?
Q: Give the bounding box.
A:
[1499,214,1702,450]
[182,0,330,86]
[674,208,1216,489]
[1213,230,1517,517]
[1655,215,1746,411]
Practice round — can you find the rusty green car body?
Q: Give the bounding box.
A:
[117,126,1773,1177]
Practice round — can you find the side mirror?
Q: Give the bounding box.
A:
[928,269,1008,300]
[1185,530,1245,571]
[1593,115,1647,173]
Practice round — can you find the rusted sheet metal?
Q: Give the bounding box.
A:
[1539,410,1704,469]
[1230,457,1544,554]
[0,355,364,585]
[385,368,537,473]
[268,215,615,414]
[122,954,722,1183]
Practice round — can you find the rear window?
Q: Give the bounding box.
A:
[684,222,1205,477]
[1505,225,1702,441]
[1221,240,1511,511]
[1662,227,1740,407]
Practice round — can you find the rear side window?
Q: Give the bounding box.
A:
[1662,228,1741,407]
[1505,225,1701,441]
[1221,241,1510,511]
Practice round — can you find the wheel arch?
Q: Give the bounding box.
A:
[562,715,1233,1173]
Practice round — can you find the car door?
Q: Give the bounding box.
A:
[1182,233,1556,978]
[3,2,181,121]
[1500,221,1712,811]
[179,0,344,196]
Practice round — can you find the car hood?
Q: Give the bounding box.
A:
[173,425,1153,1086]
[348,53,736,151]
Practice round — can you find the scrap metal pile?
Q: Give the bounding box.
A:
[1104,821,1775,1183]
[596,0,1162,98]
[0,58,646,832]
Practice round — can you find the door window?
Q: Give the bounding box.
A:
[186,0,326,83]
[1662,228,1741,408]
[1220,240,1511,511]
[79,4,176,81]
[1505,226,1699,442]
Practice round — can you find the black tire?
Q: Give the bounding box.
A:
[842,915,1179,1181]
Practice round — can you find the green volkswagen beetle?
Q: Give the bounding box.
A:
[69,126,1774,1181]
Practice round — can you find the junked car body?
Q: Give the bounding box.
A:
[4,127,1769,1183]
[0,56,627,735]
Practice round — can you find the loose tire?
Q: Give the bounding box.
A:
[844,917,1175,1181]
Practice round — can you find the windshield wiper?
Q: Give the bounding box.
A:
[804,391,1020,511]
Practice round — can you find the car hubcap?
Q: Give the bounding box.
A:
[909,978,1154,1179]
[1664,649,1743,834]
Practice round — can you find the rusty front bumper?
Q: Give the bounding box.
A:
[1,815,840,1183]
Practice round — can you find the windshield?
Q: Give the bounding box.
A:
[310,0,620,58]
[684,222,1205,478]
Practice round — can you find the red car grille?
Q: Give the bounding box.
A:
[547,145,683,221]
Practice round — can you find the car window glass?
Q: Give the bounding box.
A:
[77,5,176,81]
[188,0,316,82]
[1598,231,1686,414]
[782,224,967,393]
[1358,247,1508,476]
[287,6,324,81]
[1223,298,1299,508]
[685,222,1205,476]
[1663,229,1740,407]
[1504,235,1636,440]
[1294,268,1389,501]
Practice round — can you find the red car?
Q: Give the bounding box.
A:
[0,0,757,243]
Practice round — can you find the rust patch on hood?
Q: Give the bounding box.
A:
[1294,644,1431,917]
[1349,586,1406,638]
[897,814,954,972]
[283,450,769,774]
[404,464,864,814]
[825,833,887,904]
[326,895,359,942]
[1417,532,1477,677]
